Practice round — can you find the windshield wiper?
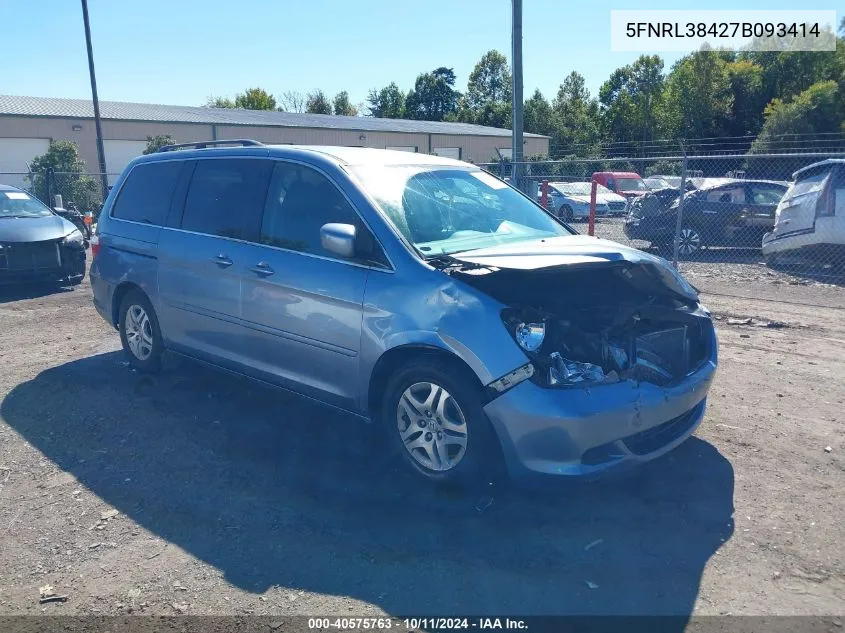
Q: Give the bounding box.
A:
[424,252,496,272]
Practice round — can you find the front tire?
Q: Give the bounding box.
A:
[118,290,163,373]
[381,358,501,486]
[559,205,574,222]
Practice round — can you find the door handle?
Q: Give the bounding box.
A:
[250,261,275,276]
[213,254,233,267]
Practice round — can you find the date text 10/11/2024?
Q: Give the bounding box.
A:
[307,618,528,631]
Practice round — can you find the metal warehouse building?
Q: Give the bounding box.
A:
[0,95,549,187]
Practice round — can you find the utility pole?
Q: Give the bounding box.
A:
[81,0,109,202]
[511,0,524,190]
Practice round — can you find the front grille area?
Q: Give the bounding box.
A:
[608,201,626,211]
[0,241,61,272]
[622,400,705,455]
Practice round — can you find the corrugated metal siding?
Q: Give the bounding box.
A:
[0,116,551,172]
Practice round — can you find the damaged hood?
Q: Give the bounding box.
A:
[444,235,700,304]
[450,235,667,270]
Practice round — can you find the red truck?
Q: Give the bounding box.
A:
[592,171,650,208]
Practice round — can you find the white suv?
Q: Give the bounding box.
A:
[762,159,845,266]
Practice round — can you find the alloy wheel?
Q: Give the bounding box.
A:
[678,227,702,256]
[124,304,154,361]
[396,382,468,472]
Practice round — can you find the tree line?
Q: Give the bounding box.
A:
[207,20,844,157]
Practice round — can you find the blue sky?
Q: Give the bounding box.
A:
[3,0,839,110]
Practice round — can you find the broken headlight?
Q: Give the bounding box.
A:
[515,322,545,351]
[501,309,547,353]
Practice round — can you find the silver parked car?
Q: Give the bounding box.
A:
[91,142,717,484]
[539,181,628,220]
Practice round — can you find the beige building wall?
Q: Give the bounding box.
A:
[0,115,550,172]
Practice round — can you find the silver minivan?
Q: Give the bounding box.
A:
[91,141,717,484]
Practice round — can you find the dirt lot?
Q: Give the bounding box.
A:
[0,258,844,619]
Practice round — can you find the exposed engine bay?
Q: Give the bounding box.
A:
[446,259,710,389]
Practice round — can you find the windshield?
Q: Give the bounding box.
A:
[0,190,53,218]
[350,166,574,256]
[617,177,648,192]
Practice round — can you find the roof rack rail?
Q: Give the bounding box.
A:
[157,139,265,153]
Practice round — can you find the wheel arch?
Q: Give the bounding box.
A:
[366,344,483,421]
[111,281,148,327]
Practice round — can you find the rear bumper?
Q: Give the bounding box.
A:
[483,325,717,479]
[762,217,845,255]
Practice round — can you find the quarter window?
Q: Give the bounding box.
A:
[111,161,183,225]
[181,159,272,239]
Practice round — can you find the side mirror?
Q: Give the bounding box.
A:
[320,223,356,258]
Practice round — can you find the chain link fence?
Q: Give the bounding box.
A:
[4,154,845,288]
[481,152,845,288]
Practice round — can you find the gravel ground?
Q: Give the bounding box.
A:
[0,262,843,620]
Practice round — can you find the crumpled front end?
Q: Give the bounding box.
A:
[447,254,717,478]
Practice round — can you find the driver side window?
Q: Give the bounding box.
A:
[259,162,383,263]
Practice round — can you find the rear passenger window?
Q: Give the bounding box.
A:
[181,159,272,239]
[111,161,182,225]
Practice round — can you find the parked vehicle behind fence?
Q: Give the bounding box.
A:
[762,159,845,268]
[91,141,716,485]
[537,181,626,220]
[624,178,788,256]
[0,184,87,286]
[592,171,650,202]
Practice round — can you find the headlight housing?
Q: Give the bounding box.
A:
[515,321,545,351]
[62,229,85,249]
[501,309,547,353]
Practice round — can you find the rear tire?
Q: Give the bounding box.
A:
[559,205,574,222]
[381,357,502,487]
[118,290,164,373]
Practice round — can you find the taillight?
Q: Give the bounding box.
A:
[815,175,834,218]
[90,233,101,258]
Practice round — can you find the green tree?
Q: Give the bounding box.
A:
[455,50,513,127]
[724,59,765,136]
[660,50,732,139]
[233,87,276,110]
[751,80,842,151]
[366,82,406,118]
[599,55,664,145]
[404,67,460,121]
[466,50,512,109]
[306,90,333,114]
[142,134,175,155]
[332,91,358,116]
[27,141,100,212]
[553,71,601,154]
[523,89,554,136]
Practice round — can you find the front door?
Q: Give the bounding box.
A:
[239,161,373,411]
[157,157,272,367]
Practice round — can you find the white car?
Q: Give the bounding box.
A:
[762,160,845,266]
[539,181,628,221]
